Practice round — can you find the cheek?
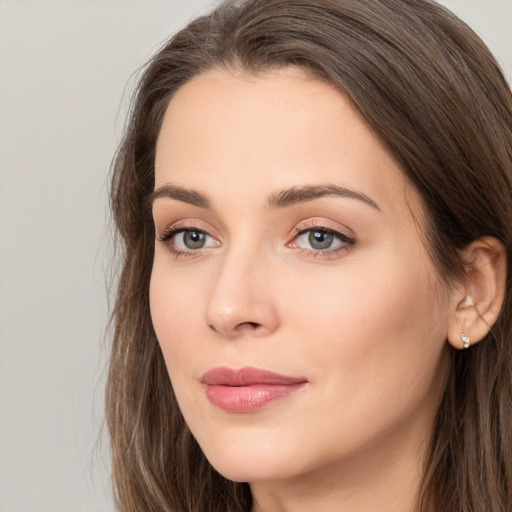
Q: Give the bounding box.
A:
[283,245,450,403]
[286,260,440,343]
[149,261,207,368]
[149,263,211,425]
[148,239,451,481]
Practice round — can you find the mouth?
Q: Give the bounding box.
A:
[201,366,308,413]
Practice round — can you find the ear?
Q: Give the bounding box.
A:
[446,236,507,350]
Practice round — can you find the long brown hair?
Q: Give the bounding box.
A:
[107,1,512,510]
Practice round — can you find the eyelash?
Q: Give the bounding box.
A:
[156,222,356,260]
[156,222,216,260]
[289,223,356,259]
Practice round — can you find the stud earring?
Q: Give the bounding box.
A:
[461,333,471,349]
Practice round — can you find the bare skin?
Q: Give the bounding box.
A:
[150,67,473,511]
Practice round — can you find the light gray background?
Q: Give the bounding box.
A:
[0,1,511,511]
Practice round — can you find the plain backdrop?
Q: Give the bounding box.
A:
[0,1,511,511]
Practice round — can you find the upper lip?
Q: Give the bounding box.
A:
[201,366,307,386]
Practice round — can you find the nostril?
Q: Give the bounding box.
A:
[208,320,263,336]
[236,321,261,331]
[208,322,261,334]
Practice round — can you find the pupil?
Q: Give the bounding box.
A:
[309,230,334,250]
[184,230,206,249]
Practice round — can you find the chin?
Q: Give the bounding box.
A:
[196,431,302,483]
[209,458,295,484]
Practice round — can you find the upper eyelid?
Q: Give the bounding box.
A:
[294,224,349,235]
[291,219,355,238]
[156,219,218,236]
[157,226,219,256]
[290,227,355,245]
[289,220,357,249]
[156,218,356,243]
[158,226,218,247]
[157,226,207,241]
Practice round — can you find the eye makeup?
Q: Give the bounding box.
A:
[287,220,356,260]
[156,221,220,260]
[156,216,357,262]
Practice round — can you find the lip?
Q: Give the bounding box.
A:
[201,366,308,413]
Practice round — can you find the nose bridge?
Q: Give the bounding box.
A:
[205,234,279,338]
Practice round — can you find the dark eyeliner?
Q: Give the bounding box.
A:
[155,222,213,260]
[292,224,356,246]
[288,223,357,260]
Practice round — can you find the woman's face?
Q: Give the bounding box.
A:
[150,68,455,486]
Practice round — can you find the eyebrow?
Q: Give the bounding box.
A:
[149,184,211,209]
[150,183,380,211]
[268,184,380,210]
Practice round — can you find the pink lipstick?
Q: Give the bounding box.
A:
[201,366,308,413]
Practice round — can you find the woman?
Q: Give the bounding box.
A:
[107,0,512,510]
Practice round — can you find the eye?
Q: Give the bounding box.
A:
[302,230,338,250]
[157,225,220,257]
[287,224,356,257]
[176,230,209,250]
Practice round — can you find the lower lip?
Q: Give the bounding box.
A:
[204,383,307,413]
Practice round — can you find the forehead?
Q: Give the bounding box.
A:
[154,67,417,216]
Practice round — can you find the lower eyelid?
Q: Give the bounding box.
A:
[300,245,352,259]
[157,226,221,255]
[156,222,354,258]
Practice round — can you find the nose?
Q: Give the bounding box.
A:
[205,248,280,339]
